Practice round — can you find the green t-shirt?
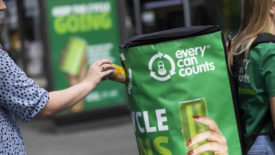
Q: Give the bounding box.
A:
[238,42,275,137]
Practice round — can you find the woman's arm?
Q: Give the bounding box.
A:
[38,59,114,117]
[270,97,275,129]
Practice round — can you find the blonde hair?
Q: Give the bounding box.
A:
[228,0,272,67]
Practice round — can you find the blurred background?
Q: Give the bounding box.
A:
[0,0,241,154]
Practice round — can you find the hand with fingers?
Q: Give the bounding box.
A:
[83,59,115,88]
[185,116,228,155]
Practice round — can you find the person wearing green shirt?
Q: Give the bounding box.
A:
[228,0,275,154]
[188,0,275,154]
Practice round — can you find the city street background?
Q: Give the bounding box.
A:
[18,115,139,155]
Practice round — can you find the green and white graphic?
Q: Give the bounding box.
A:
[148,52,176,81]
[179,98,212,155]
[120,26,242,155]
[45,0,126,113]
[60,37,87,76]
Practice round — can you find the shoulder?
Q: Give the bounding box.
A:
[0,48,10,68]
[250,33,275,57]
[0,48,15,71]
[0,47,13,62]
[0,47,8,58]
[250,42,275,60]
[249,43,275,74]
[251,33,275,49]
[0,47,26,80]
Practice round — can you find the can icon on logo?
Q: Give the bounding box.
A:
[157,61,167,76]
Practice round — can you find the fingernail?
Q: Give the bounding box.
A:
[186,140,192,147]
[187,150,193,155]
[193,116,200,119]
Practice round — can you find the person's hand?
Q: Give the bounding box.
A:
[186,116,228,155]
[83,59,115,88]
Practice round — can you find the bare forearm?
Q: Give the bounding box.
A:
[38,59,114,118]
[39,81,95,117]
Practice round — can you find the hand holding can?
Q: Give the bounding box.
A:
[179,98,213,155]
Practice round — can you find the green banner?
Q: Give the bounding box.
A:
[45,0,126,112]
[120,28,242,154]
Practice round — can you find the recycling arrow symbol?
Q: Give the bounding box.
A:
[148,52,176,81]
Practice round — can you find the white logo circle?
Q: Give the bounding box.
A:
[148,52,176,81]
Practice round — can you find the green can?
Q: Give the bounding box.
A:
[179,98,212,155]
[120,26,242,155]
